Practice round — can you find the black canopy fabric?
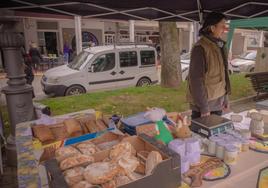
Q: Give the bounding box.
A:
[1,0,268,22]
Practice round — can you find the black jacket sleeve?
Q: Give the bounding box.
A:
[189,45,209,114]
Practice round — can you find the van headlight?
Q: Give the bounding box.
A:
[48,77,59,84]
[42,75,47,82]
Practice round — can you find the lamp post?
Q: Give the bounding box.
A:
[0,32,35,166]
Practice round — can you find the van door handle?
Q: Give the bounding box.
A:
[110,71,116,76]
[119,70,125,75]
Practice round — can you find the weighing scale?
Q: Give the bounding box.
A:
[190,114,234,137]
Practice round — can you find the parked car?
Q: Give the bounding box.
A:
[230,50,257,73]
[180,52,190,80]
[41,45,158,96]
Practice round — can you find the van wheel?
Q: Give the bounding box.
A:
[249,67,255,72]
[137,77,151,87]
[65,85,86,96]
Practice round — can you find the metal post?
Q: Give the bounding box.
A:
[193,21,200,44]
[0,33,35,166]
[74,16,82,54]
[189,22,194,51]
[115,22,120,44]
[259,31,264,48]
[129,20,135,43]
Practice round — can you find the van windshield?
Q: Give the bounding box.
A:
[68,51,93,70]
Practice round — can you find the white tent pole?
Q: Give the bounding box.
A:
[10,0,77,16]
[197,0,203,24]
[83,7,149,18]
[260,31,264,47]
[189,22,194,51]
[129,20,135,43]
[85,3,148,21]
[74,16,82,54]
[225,2,268,14]
[4,2,79,10]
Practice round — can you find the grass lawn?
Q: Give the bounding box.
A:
[39,73,254,117]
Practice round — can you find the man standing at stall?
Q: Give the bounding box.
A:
[187,12,231,119]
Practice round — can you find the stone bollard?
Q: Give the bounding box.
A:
[0,32,35,166]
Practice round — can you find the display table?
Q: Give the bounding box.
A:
[202,150,268,188]
[16,109,268,188]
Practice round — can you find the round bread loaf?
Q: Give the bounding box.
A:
[55,146,80,162]
[145,151,163,175]
[71,181,93,188]
[84,162,119,184]
[63,167,84,186]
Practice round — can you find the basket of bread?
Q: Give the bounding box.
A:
[45,134,181,188]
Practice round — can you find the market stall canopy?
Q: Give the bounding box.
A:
[227,16,268,49]
[1,0,268,22]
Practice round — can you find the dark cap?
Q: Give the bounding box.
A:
[199,12,227,35]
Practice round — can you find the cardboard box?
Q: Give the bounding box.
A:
[45,134,181,188]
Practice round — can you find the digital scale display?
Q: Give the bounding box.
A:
[190,114,234,137]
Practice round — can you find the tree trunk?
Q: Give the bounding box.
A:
[159,21,182,88]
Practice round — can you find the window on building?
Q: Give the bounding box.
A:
[92,53,115,72]
[119,51,137,67]
[140,50,155,66]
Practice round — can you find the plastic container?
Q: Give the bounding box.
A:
[239,129,251,140]
[230,138,242,152]
[168,139,186,157]
[185,137,201,153]
[224,145,238,165]
[241,139,250,152]
[186,152,201,165]
[181,157,190,174]
[208,136,221,155]
[216,141,225,159]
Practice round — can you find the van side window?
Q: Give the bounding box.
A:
[140,50,155,66]
[119,51,137,67]
[92,53,115,72]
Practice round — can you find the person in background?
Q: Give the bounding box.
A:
[29,43,42,72]
[63,43,70,64]
[22,49,35,98]
[187,12,231,119]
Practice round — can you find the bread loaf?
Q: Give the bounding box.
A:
[76,142,99,156]
[55,146,80,162]
[118,156,139,172]
[96,120,107,131]
[102,116,111,127]
[109,142,133,161]
[60,154,94,171]
[85,120,99,133]
[32,125,55,143]
[145,151,162,175]
[101,180,116,188]
[83,162,119,184]
[63,167,84,186]
[64,119,83,137]
[114,176,131,187]
[50,123,69,140]
[134,162,145,175]
[71,181,93,188]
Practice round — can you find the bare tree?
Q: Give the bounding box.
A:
[159,21,182,88]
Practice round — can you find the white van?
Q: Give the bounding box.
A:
[41,45,158,96]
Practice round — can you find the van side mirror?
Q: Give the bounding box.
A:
[89,65,94,73]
